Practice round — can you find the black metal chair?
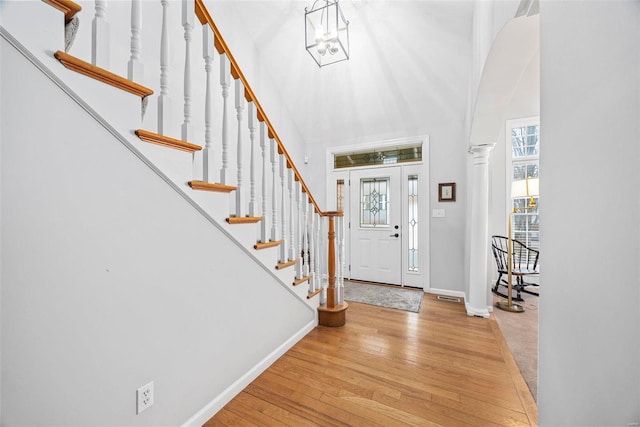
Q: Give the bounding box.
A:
[491,235,539,301]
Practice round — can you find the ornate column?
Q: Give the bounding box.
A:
[467,143,495,318]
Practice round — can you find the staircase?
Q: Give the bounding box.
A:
[0,0,347,424]
[2,0,347,306]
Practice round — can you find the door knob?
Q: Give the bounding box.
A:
[389,233,399,238]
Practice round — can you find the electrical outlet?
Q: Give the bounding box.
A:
[136,381,154,414]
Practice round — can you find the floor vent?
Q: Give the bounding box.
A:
[436,295,461,303]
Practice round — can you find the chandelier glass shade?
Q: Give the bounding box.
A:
[305,0,350,67]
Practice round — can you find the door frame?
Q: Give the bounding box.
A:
[326,135,430,291]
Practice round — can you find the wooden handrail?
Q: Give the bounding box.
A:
[194,0,321,214]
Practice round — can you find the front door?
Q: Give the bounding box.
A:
[349,167,402,285]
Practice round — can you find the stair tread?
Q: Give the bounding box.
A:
[254,240,283,250]
[136,129,202,152]
[226,216,262,224]
[188,181,236,193]
[54,51,153,98]
[293,275,311,286]
[275,259,298,270]
[307,288,322,299]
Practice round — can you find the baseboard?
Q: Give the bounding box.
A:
[428,288,466,299]
[181,318,317,426]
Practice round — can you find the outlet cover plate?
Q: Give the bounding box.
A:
[136,381,154,414]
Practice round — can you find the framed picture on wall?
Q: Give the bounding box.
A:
[438,182,456,202]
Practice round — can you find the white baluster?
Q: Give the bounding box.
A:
[308,202,315,295]
[279,155,287,263]
[260,122,268,242]
[295,180,302,278]
[202,24,215,182]
[303,193,310,277]
[92,0,109,68]
[219,54,230,184]
[157,0,170,135]
[270,138,278,242]
[127,0,142,81]
[181,0,194,142]
[318,215,325,304]
[248,102,257,217]
[234,79,245,217]
[288,168,295,262]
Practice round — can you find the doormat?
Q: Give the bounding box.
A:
[343,281,423,313]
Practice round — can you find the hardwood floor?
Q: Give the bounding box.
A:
[205,294,538,426]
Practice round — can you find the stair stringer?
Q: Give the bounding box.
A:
[0,24,322,310]
[2,30,320,426]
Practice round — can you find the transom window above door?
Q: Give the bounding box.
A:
[334,145,422,169]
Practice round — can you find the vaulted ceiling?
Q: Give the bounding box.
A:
[208,1,475,149]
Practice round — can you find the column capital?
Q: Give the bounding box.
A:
[468,143,496,157]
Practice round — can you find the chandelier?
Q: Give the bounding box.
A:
[305,0,350,67]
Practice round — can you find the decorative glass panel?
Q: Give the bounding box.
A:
[408,174,419,272]
[336,179,344,212]
[335,145,422,169]
[360,178,389,227]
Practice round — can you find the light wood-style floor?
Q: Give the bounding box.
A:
[205,294,538,426]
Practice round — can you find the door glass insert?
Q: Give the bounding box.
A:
[360,178,389,227]
[408,174,419,272]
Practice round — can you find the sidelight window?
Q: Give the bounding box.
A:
[408,174,419,272]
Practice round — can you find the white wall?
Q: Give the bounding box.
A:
[539,1,640,425]
[1,37,314,425]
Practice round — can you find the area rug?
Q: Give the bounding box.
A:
[343,281,423,313]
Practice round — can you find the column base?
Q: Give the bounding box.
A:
[465,302,490,318]
[317,302,349,327]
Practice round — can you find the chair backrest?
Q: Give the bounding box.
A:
[491,235,539,272]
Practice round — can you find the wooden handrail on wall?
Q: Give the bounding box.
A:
[195,0,321,215]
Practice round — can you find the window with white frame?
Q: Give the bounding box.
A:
[509,119,539,250]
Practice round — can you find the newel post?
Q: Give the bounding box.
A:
[318,211,349,327]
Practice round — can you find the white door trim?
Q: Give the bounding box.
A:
[326,135,430,291]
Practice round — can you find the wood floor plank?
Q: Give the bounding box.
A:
[221,397,289,426]
[205,292,537,426]
[205,408,257,427]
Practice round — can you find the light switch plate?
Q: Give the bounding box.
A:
[432,209,445,218]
